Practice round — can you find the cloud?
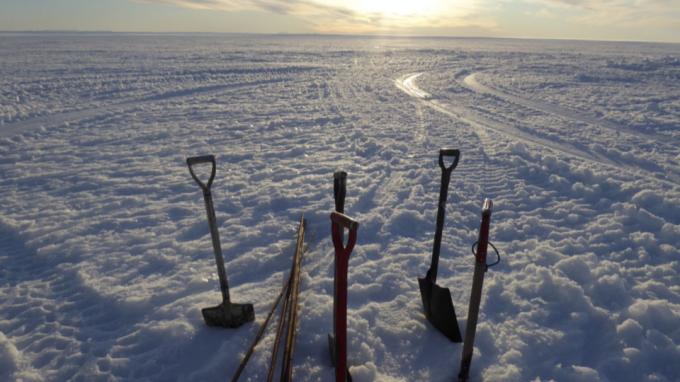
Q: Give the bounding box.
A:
[528,0,680,28]
[138,0,496,34]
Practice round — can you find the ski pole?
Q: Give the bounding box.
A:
[458,199,494,382]
[331,211,358,382]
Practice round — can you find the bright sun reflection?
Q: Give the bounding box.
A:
[311,0,483,33]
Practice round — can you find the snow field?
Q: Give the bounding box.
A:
[1,34,679,381]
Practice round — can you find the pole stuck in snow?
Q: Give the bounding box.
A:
[267,216,306,382]
[231,216,305,382]
[230,280,289,382]
[280,215,306,382]
[458,198,495,382]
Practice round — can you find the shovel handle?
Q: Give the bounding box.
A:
[331,212,358,256]
[438,149,460,173]
[187,155,216,193]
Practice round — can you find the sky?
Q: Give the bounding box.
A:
[0,0,679,43]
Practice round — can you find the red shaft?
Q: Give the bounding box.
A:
[330,212,358,382]
[334,244,349,382]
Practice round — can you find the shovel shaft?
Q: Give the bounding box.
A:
[330,171,347,370]
[427,149,460,283]
[187,155,231,305]
[334,254,349,382]
[429,169,451,283]
[202,190,230,304]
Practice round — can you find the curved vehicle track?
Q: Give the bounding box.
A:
[461,72,667,143]
[396,72,680,188]
[0,78,290,138]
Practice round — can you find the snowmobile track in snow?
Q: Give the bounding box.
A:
[395,72,680,189]
[0,77,290,138]
[460,72,668,144]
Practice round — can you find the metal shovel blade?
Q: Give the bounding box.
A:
[202,302,254,328]
[418,277,462,342]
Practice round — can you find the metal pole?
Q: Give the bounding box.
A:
[458,199,493,382]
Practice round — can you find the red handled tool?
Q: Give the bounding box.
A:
[330,211,358,382]
[458,198,498,382]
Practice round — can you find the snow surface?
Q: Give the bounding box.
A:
[1,33,679,381]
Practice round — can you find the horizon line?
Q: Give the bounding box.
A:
[1,30,678,46]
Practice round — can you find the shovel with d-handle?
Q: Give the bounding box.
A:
[329,171,347,367]
[330,211,358,382]
[187,155,254,328]
[418,149,463,342]
[458,199,494,382]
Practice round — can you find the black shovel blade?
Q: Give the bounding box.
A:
[418,277,462,342]
[202,302,254,328]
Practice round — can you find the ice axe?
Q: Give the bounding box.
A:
[418,149,463,342]
[187,155,254,328]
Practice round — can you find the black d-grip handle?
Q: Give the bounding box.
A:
[439,149,460,172]
[187,155,216,192]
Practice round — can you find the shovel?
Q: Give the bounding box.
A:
[418,149,462,342]
[187,155,254,328]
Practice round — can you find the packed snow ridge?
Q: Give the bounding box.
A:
[1,34,679,381]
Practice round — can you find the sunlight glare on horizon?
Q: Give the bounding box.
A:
[314,0,479,31]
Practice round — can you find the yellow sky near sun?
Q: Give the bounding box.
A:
[311,0,486,33]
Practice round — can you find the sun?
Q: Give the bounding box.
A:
[312,0,482,33]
